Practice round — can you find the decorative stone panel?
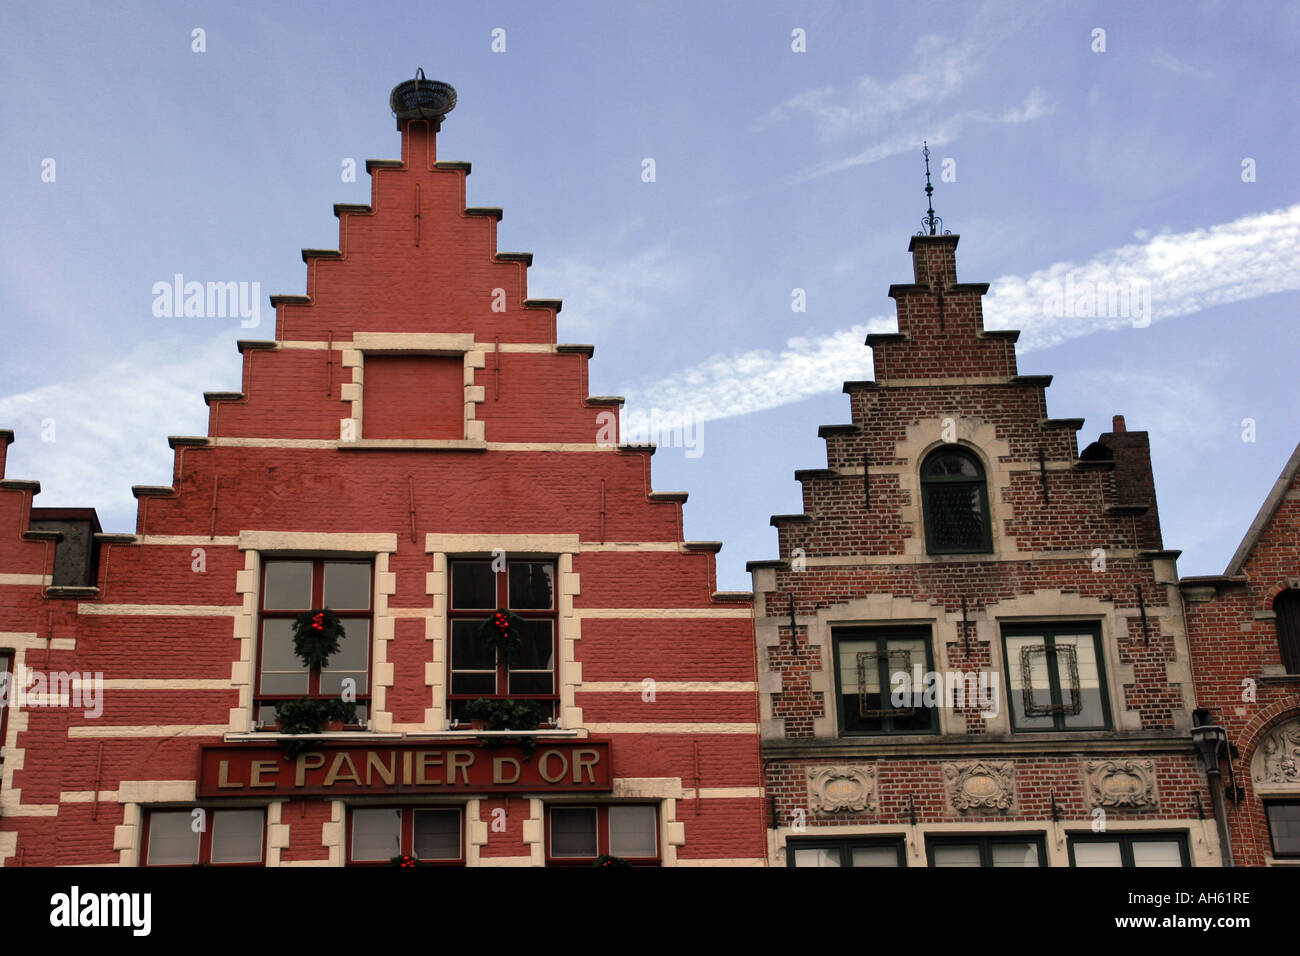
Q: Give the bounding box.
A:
[1253,719,1300,787]
[1084,758,1158,809]
[807,765,877,813]
[943,760,1015,812]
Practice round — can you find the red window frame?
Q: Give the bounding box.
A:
[255,557,373,729]
[545,804,661,867]
[345,805,466,866]
[141,807,266,867]
[0,651,11,766]
[447,559,558,725]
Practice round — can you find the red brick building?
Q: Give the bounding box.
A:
[0,76,765,867]
[748,229,1220,867]
[1181,442,1300,866]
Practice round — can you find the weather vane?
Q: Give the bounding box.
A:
[918,141,951,236]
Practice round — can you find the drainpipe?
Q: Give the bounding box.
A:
[1190,707,1235,867]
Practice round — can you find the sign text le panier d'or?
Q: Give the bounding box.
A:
[198,741,611,797]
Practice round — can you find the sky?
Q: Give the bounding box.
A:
[1,1,1296,591]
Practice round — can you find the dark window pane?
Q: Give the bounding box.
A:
[451,673,497,695]
[512,620,554,670]
[508,673,554,695]
[327,620,369,671]
[550,807,597,858]
[323,562,370,610]
[264,561,312,610]
[451,562,496,609]
[1275,590,1300,674]
[414,810,461,860]
[509,563,554,609]
[1268,803,1300,856]
[451,620,496,668]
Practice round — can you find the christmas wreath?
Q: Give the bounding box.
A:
[389,854,429,867]
[292,608,347,670]
[592,854,630,867]
[479,608,526,666]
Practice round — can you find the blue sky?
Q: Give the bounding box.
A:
[1,1,1296,590]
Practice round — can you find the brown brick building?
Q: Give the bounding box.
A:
[1181,442,1300,866]
[749,230,1218,867]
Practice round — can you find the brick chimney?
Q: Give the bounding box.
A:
[389,69,457,166]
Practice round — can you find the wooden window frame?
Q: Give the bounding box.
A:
[831,626,938,736]
[1001,622,1111,733]
[920,445,994,555]
[447,559,559,725]
[786,836,907,867]
[142,807,266,867]
[255,557,373,729]
[544,804,661,867]
[345,805,466,866]
[926,834,1047,867]
[1067,832,1190,867]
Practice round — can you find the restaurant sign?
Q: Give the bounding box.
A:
[198,742,611,797]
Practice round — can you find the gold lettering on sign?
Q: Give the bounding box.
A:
[493,756,521,785]
[323,752,362,787]
[296,752,326,787]
[573,749,600,784]
[447,750,474,785]
[539,750,568,784]
[366,752,397,786]
[416,752,444,786]
[217,760,241,789]
[249,760,279,788]
[402,750,413,785]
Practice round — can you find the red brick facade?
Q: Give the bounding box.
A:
[749,233,1217,867]
[0,84,764,867]
[1181,442,1300,866]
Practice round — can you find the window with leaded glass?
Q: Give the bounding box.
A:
[1002,623,1109,731]
[920,446,992,554]
[832,627,937,736]
[448,559,557,724]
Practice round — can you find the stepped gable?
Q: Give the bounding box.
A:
[768,233,1165,565]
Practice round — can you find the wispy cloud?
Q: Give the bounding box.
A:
[0,334,238,525]
[1150,49,1213,79]
[533,242,688,338]
[753,36,979,141]
[625,204,1300,422]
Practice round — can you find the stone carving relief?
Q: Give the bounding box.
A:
[1085,758,1158,809]
[807,765,877,813]
[1253,719,1300,787]
[943,760,1015,812]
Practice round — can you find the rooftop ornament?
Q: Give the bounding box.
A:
[917,141,952,237]
[389,68,457,130]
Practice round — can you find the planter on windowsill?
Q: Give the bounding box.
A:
[274,698,358,757]
[466,698,542,758]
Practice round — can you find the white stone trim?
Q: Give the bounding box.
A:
[344,334,485,443]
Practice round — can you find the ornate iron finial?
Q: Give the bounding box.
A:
[918,141,951,236]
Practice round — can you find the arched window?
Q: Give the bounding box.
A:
[1275,589,1300,674]
[921,446,992,554]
